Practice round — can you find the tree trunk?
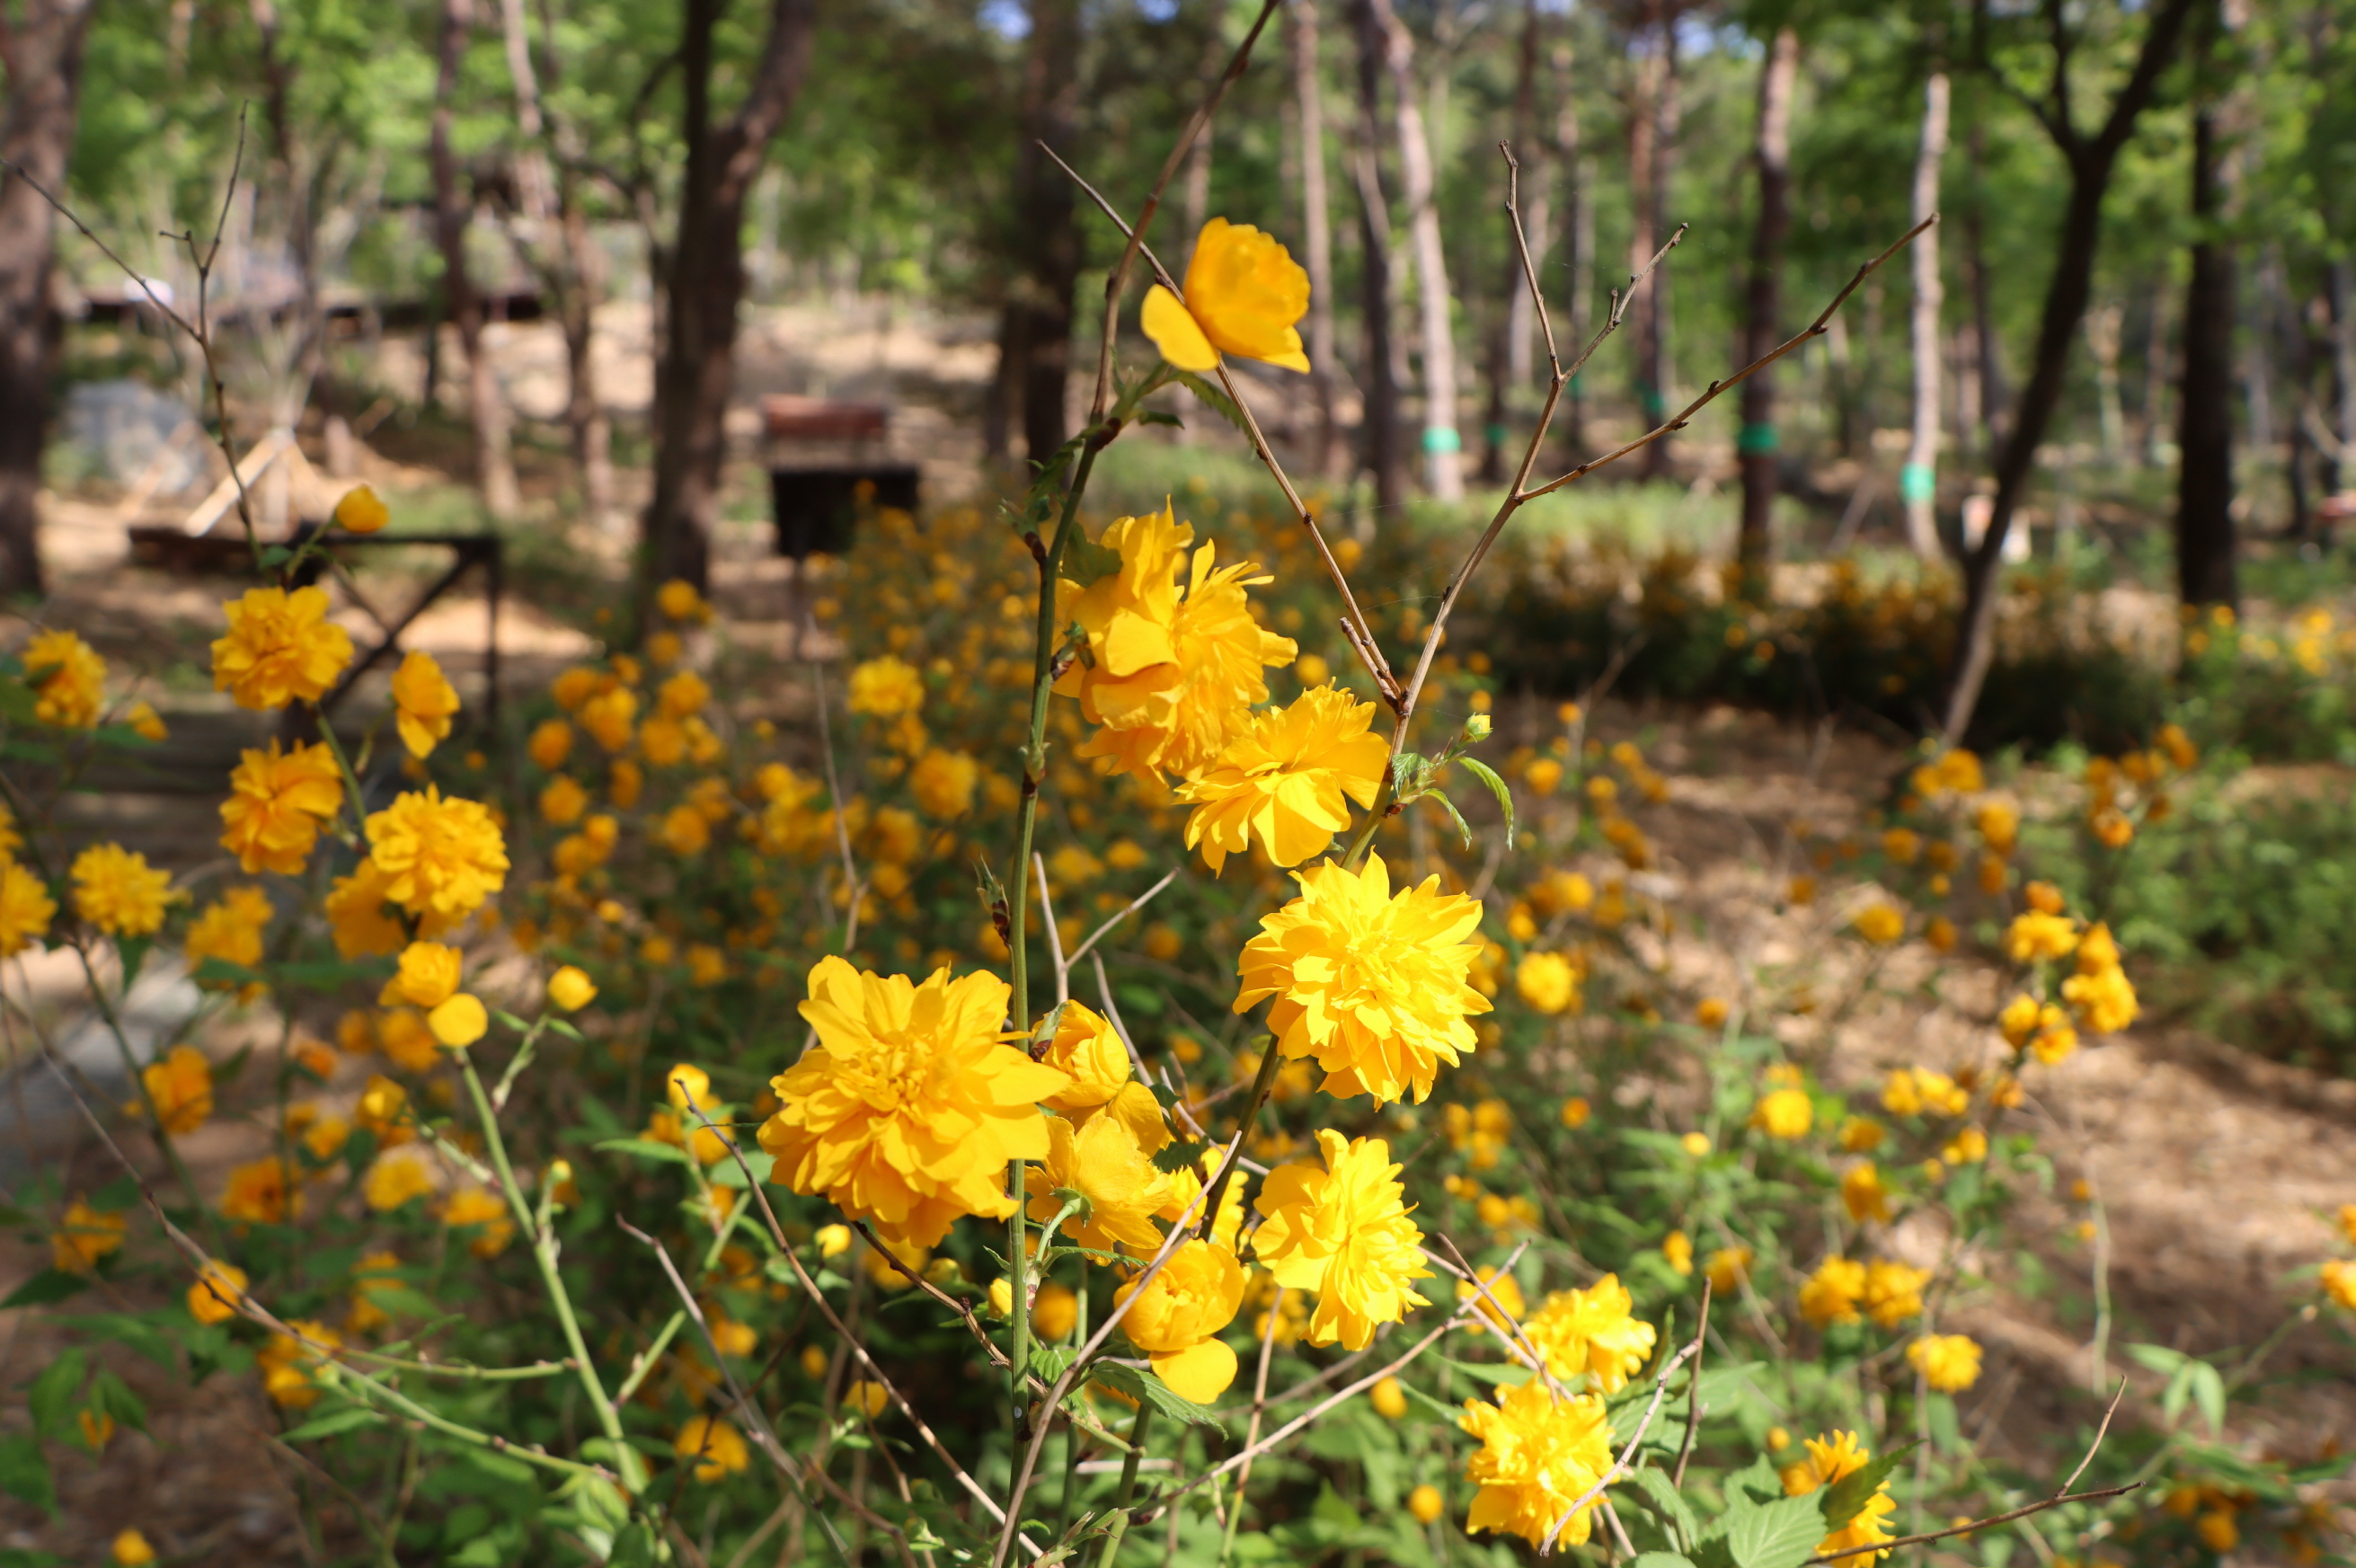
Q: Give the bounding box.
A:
[1368,0,1460,500]
[1294,0,1342,476]
[1940,0,2197,740]
[2139,288,2170,465]
[1624,13,1661,449]
[1480,0,1542,486]
[2176,101,2236,608]
[1963,121,2007,456]
[992,0,1083,465]
[1352,0,1403,513]
[0,0,96,597]
[2086,302,2125,461]
[1902,72,1950,558]
[640,0,816,607]
[1734,27,1798,596]
[1555,43,1589,456]
[431,0,521,522]
[1641,16,1680,479]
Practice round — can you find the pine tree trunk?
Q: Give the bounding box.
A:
[1352,0,1404,512]
[1368,0,1460,499]
[1554,45,1589,456]
[1734,27,1797,596]
[1294,0,1343,476]
[0,0,96,596]
[432,0,521,521]
[1623,14,1661,449]
[2176,101,2236,608]
[995,0,1083,465]
[1903,72,1950,557]
[1641,16,1680,479]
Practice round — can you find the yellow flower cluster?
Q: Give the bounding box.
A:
[1781,1431,1897,1561]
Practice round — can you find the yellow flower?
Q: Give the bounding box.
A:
[52,1197,128,1273]
[1522,1274,1658,1393]
[218,738,345,874]
[1559,1094,1591,1129]
[364,787,509,918]
[211,586,353,709]
[1032,1282,1080,1341]
[1908,1333,1982,1392]
[332,481,390,533]
[909,749,980,819]
[257,1318,341,1407]
[429,994,489,1050]
[323,858,406,959]
[184,885,272,997]
[390,650,460,758]
[187,1259,248,1324]
[1663,1228,1695,1273]
[842,1378,890,1416]
[382,941,462,1008]
[1842,1163,1891,1222]
[1783,1431,1897,1561]
[656,579,708,623]
[759,958,1070,1249]
[221,1156,299,1224]
[659,802,710,855]
[2004,909,2078,963]
[141,1043,215,1135]
[580,685,637,752]
[1455,1266,1527,1336]
[1057,506,1296,786]
[1037,1000,1169,1156]
[1116,1237,1246,1402]
[1457,1378,1616,1546]
[1863,1259,1931,1326]
[441,1185,514,1257]
[1750,1087,1813,1140]
[1408,1482,1447,1526]
[111,1529,156,1568]
[1706,1245,1754,1295]
[1800,1255,1867,1327]
[2321,1259,2356,1312]
[22,628,107,727]
[2063,961,2139,1035]
[365,1150,436,1212]
[540,774,589,826]
[548,965,597,1011]
[1139,217,1312,372]
[0,858,53,957]
[674,1413,748,1483]
[1515,951,1581,1015]
[848,655,926,718]
[1177,684,1386,872]
[71,843,173,935]
[1853,903,1905,944]
[1249,1129,1431,1351]
[1235,854,1489,1106]
[1882,1067,1968,1118]
[1026,1111,1173,1255]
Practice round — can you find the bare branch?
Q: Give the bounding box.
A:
[1500,143,1561,377]
[1807,1484,2144,1564]
[1065,865,1182,970]
[1539,1333,1702,1554]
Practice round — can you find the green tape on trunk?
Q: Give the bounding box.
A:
[1900,462,1936,503]
[1737,422,1779,456]
[1422,426,1463,454]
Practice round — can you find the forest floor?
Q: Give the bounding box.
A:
[5,306,2352,1562]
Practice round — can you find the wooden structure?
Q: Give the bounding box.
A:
[761,395,918,559]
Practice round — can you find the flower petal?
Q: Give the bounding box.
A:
[1141,284,1219,372]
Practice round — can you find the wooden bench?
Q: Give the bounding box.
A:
[761,395,919,560]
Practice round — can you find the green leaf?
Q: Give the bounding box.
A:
[0,1434,53,1516]
[1628,1555,1700,1568]
[1151,1139,1210,1174]
[59,1313,177,1370]
[1169,371,1249,436]
[1627,1465,1699,1542]
[1819,1444,1910,1531]
[26,1351,86,1439]
[1061,533,1125,590]
[1457,757,1517,850]
[280,1404,385,1442]
[2,1270,88,1309]
[1725,1495,1830,1568]
[1086,1361,1225,1430]
[1436,1355,1535,1389]
[1422,788,1475,849]
[2186,1360,2226,1438]
[707,1150,775,1188]
[1136,409,1184,428]
[594,1138,692,1166]
[89,1370,148,1434]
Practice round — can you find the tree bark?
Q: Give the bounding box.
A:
[640,0,817,606]
[1903,72,1950,557]
[1734,27,1798,596]
[1352,0,1403,513]
[431,0,522,521]
[0,0,96,597]
[1368,0,1459,499]
[1624,12,1661,452]
[1963,120,2007,457]
[991,0,1083,465]
[1641,13,1680,479]
[2175,100,2236,608]
[1293,0,1342,476]
[1555,42,1589,456]
[1941,0,2198,740]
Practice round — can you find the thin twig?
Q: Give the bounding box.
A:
[1805,1484,2144,1564]
[1033,852,1069,1007]
[2055,1379,2128,1498]
[1671,1279,1714,1488]
[1065,866,1182,970]
[1538,1336,1703,1554]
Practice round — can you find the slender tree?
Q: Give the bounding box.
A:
[431,0,522,521]
[0,0,96,595]
[1734,25,1798,597]
[1479,0,1543,486]
[1294,0,1343,476]
[1369,0,1461,499]
[1903,71,1951,558]
[2175,5,2236,609]
[1352,0,1404,511]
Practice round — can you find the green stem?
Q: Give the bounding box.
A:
[322,1361,616,1483]
[1339,770,1398,873]
[1199,1044,1286,1233]
[1093,1404,1156,1568]
[456,1052,640,1488]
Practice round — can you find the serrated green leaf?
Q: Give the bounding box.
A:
[1627,1555,1700,1568]
[1169,371,1249,436]
[1061,534,1124,589]
[1136,409,1184,427]
[1086,1360,1225,1430]
[1457,757,1517,849]
[1627,1465,1699,1542]
[0,1433,53,1516]
[1151,1139,1210,1174]
[708,1150,775,1187]
[89,1370,147,1433]
[1819,1443,1910,1530]
[1726,1495,1829,1568]
[280,1404,385,1442]
[1422,788,1475,848]
[27,1352,85,1439]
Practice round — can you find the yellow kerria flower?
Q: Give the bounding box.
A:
[52,1197,128,1273]
[1863,1259,1931,1327]
[22,628,107,727]
[323,857,407,959]
[1249,1129,1432,1351]
[390,649,460,758]
[1853,903,1905,944]
[2320,1258,2356,1312]
[111,1529,157,1568]
[1457,1378,1615,1546]
[1035,999,1168,1151]
[185,885,272,997]
[365,1150,436,1212]
[1750,1086,1814,1140]
[847,655,925,718]
[548,965,597,1011]
[1177,683,1386,873]
[1025,1111,1173,1256]
[1799,1255,1867,1327]
[1235,854,1489,1106]
[2004,909,2079,963]
[909,749,979,819]
[219,738,345,875]
[441,1185,514,1257]
[71,842,173,936]
[364,787,509,919]
[2063,961,2139,1034]
[676,1414,750,1483]
[220,1156,299,1224]
[760,958,1070,1249]
[212,586,354,709]
[1783,1430,1897,1562]
[1706,1245,1754,1295]
[1842,1162,1892,1222]
[1056,506,1297,787]
[1521,1274,1658,1394]
[141,1043,216,1135]
[1140,217,1312,372]
[186,1259,248,1325]
[382,940,462,1008]
[1514,951,1581,1015]
[1454,1265,1526,1335]
[1908,1333,1982,1392]
[1115,1237,1246,1402]
[257,1319,340,1408]
[0,858,57,958]
[332,482,390,533]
